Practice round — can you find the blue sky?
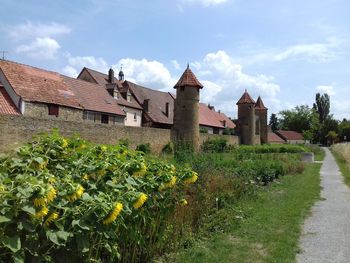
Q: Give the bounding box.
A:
[1,0,349,120]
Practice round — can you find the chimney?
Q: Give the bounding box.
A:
[108,68,115,83]
[143,99,150,112]
[165,102,169,117]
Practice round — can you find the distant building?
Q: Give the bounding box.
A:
[275,130,306,144]
[0,60,125,124]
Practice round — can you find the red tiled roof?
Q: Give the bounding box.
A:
[268,132,285,143]
[0,60,82,109]
[78,68,142,110]
[199,103,236,129]
[276,130,304,141]
[0,60,125,116]
[63,77,125,116]
[125,81,174,125]
[255,96,267,110]
[236,90,255,105]
[0,85,21,115]
[174,66,203,89]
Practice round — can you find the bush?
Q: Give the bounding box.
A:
[0,132,198,262]
[222,128,235,135]
[136,143,151,154]
[201,138,228,153]
[200,127,209,133]
[162,142,174,154]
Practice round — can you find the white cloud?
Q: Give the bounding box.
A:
[15,37,60,60]
[316,85,336,96]
[171,60,181,70]
[114,58,176,90]
[7,21,71,41]
[182,0,229,7]
[62,55,109,77]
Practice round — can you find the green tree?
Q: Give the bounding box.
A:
[326,130,338,145]
[269,113,279,131]
[339,119,350,142]
[279,105,314,133]
[313,93,330,124]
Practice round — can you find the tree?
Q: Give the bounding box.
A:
[319,115,339,145]
[339,119,350,142]
[279,105,315,133]
[269,113,279,131]
[326,130,338,145]
[313,93,330,124]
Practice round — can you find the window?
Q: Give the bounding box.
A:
[127,92,131,102]
[113,116,124,125]
[83,111,95,121]
[133,112,137,121]
[101,114,109,124]
[48,104,59,116]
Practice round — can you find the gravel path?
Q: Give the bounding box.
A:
[297,148,350,263]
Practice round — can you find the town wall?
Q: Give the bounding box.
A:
[0,115,239,154]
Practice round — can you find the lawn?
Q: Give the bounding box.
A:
[166,163,322,263]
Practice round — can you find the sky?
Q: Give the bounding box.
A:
[0,0,349,120]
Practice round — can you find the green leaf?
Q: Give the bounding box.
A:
[22,205,36,215]
[0,215,11,223]
[2,235,21,253]
[34,157,44,164]
[56,230,70,242]
[47,230,70,246]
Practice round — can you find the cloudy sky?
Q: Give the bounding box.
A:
[1,0,349,119]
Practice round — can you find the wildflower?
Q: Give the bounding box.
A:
[171,165,176,173]
[46,186,57,203]
[133,193,148,209]
[67,185,85,202]
[133,163,147,177]
[83,174,89,180]
[45,212,59,226]
[103,202,123,225]
[179,199,188,206]
[184,172,198,184]
[38,161,47,170]
[35,206,49,219]
[62,139,68,148]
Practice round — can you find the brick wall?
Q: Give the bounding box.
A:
[0,115,239,154]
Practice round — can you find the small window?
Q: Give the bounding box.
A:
[101,114,109,124]
[133,112,137,121]
[113,116,124,125]
[48,104,59,116]
[127,92,131,102]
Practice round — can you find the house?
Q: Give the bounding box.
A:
[77,67,143,127]
[77,67,236,133]
[0,60,125,124]
[275,130,305,144]
[267,131,286,144]
[199,104,235,134]
[0,82,21,115]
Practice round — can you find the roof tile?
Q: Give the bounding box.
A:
[0,85,21,115]
[255,96,267,110]
[236,90,255,105]
[174,66,203,89]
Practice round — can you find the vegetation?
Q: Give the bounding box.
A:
[0,132,317,262]
[270,92,349,145]
[135,142,151,154]
[161,142,174,154]
[0,132,197,262]
[331,143,350,186]
[201,138,230,153]
[170,163,321,263]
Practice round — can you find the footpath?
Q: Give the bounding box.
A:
[297,148,350,262]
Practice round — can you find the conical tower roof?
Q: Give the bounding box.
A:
[255,96,267,110]
[174,65,203,89]
[236,89,255,105]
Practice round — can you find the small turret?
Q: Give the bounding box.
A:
[255,96,268,144]
[172,65,203,152]
[236,89,256,145]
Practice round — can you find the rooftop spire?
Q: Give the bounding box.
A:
[255,96,267,110]
[174,66,203,89]
[236,89,255,105]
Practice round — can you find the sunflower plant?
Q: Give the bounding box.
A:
[0,131,197,263]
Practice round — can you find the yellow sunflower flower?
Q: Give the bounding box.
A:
[184,172,198,184]
[103,202,123,225]
[83,174,89,180]
[67,185,85,202]
[46,186,57,203]
[133,193,148,209]
[133,163,147,177]
[35,206,49,219]
[44,212,59,226]
[33,197,46,207]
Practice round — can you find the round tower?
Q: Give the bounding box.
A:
[172,65,203,152]
[236,90,256,145]
[255,96,268,144]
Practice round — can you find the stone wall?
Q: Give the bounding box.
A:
[25,102,82,122]
[0,115,239,154]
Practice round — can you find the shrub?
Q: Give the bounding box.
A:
[0,132,197,262]
[200,127,209,133]
[136,142,151,154]
[162,142,174,154]
[118,138,129,148]
[201,138,228,153]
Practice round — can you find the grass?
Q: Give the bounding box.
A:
[164,163,322,263]
[314,148,325,162]
[331,143,350,186]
